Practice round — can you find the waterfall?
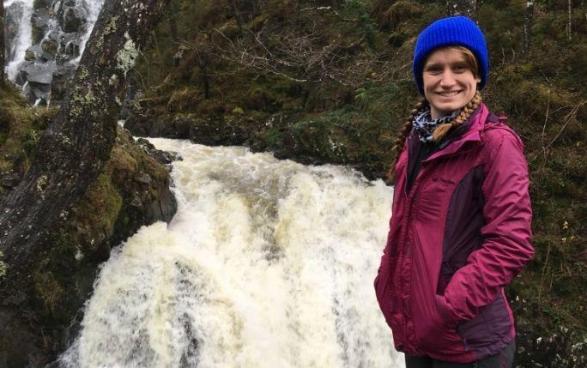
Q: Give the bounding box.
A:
[58,140,404,368]
[4,0,33,81]
[76,0,105,60]
[3,0,105,104]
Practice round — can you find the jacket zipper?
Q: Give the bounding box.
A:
[399,168,425,347]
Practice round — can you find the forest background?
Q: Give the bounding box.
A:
[0,0,585,367]
[129,1,587,365]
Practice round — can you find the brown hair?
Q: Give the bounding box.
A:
[453,46,480,80]
[386,46,483,183]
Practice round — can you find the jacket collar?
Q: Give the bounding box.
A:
[422,103,489,163]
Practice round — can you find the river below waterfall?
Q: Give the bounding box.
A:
[58,139,403,368]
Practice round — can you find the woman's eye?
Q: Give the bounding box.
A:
[453,65,467,73]
[426,67,442,74]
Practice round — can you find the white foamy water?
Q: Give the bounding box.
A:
[59,140,403,368]
[4,0,105,82]
[4,0,33,81]
[76,0,105,61]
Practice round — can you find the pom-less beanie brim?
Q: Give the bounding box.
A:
[413,16,489,95]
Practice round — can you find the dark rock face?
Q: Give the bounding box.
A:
[49,63,77,104]
[0,309,46,367]
[33,0,53,9]
[125,101,391,180]
[0,128,178,367]
[0,172,21,189]
[59,3,87,33]
[126,104,251,147]
[135,137,182,165]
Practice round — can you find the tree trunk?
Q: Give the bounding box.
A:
[0,0,168,274]
[231,0,244,33]
[0,0,170,296]
[0,0,171,365]
[523,0,534,53]
[446,0,478,18]
[168,0,179,43]
[0,2,5,82]
[568,0,573,40]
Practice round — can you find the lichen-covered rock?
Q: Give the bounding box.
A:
[0,86,177,367]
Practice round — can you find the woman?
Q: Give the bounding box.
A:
[374,16,534,368]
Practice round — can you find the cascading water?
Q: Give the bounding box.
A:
[3,0,105,104]
[58,140,404,368]
[77,0,105,60]
[4,0,33,81]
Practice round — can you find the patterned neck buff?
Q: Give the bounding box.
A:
[412,108,460,143]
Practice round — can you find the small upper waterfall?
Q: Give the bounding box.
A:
[57,140,404,368]
[4,0,33,81]
[3,0,105,105]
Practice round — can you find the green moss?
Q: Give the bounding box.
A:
[167,86,201,112]
[0,84,56,174]
[88,173,123,228]
[33,270,65,313]
[261,127,283,148]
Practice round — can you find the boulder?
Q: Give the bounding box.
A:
[31,7,52,44]
[41,37,59,60]
[50,63,77,105]
[58,2,87,34]
[18,60,55,85]
[33,0,52,10]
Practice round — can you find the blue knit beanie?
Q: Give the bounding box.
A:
[413,16,489,95]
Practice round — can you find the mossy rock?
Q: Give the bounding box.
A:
[0,81,177,364]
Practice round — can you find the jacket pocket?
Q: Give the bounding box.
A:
[435,294,459,327]
[374,262,394,318]
[456,292,512,352]
[413,293,461,351]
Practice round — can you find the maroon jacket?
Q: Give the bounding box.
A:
[374,104,534,363]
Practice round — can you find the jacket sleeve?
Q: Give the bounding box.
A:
[438,128,535,322]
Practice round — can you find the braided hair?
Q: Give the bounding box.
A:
[431,91,483,142]
[385,98,425,183]
[386,91,483,183]
[386,46,483,184]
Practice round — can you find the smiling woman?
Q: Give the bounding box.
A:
[422,47,480,119]
[374,16,534,368]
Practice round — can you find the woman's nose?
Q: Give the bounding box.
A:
[440,71,456,87]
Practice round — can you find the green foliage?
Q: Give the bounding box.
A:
[341,0,378,48]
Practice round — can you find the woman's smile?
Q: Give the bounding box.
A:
[423,48,480,119]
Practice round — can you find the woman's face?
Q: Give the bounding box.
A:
[422,47,480,119]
